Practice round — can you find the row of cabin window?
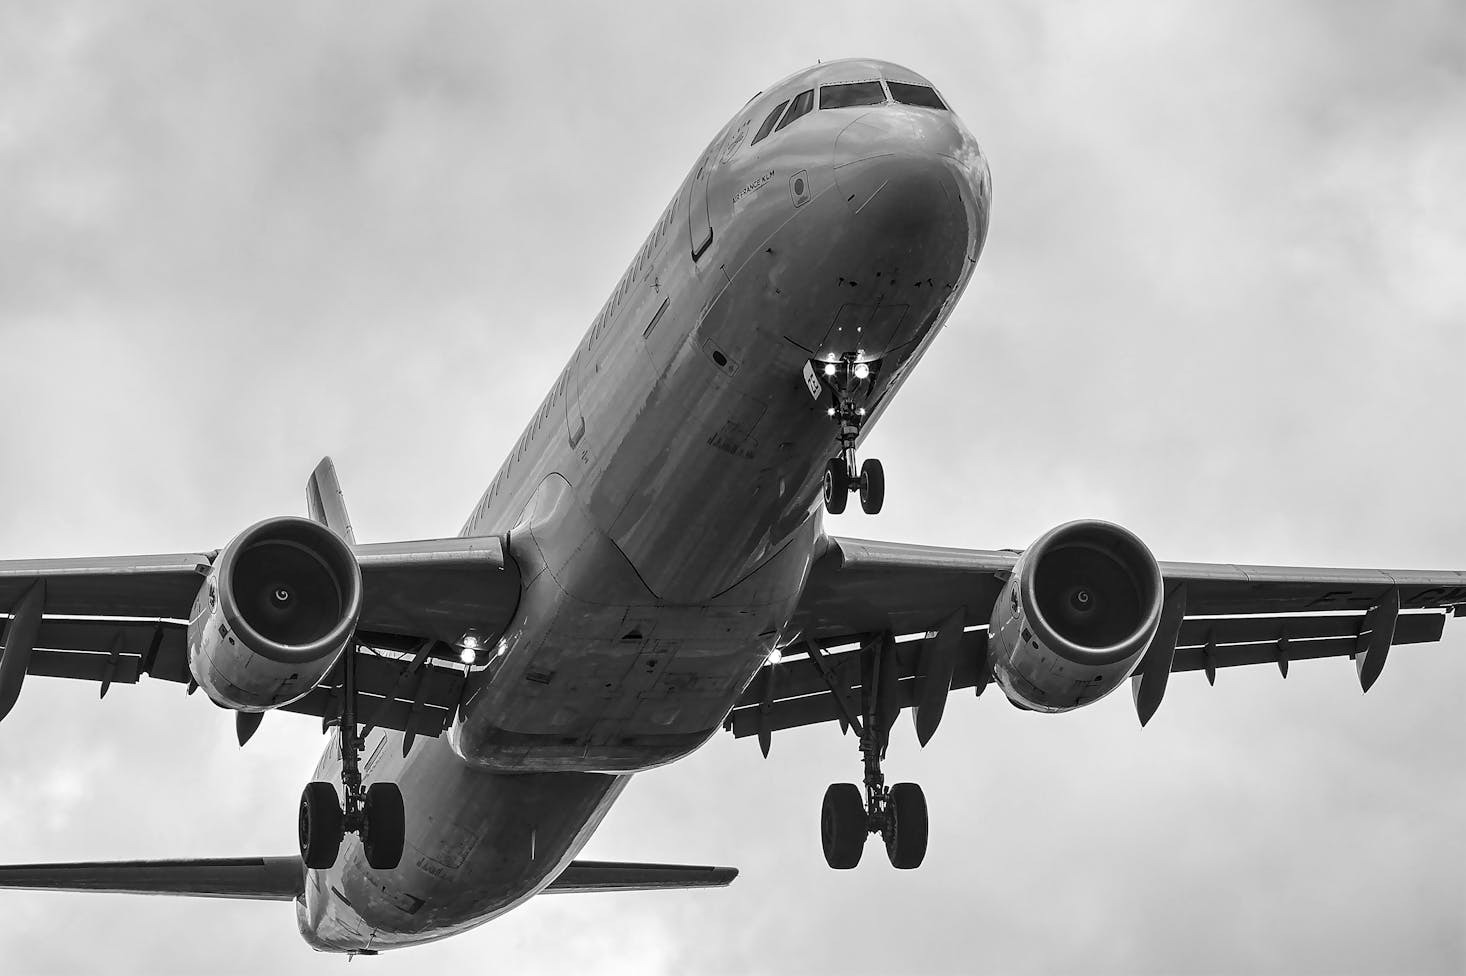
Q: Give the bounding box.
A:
[750,80,946,146]
[594,193,678,342]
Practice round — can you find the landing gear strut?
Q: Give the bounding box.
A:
[298,646,406,871]
[815,356,884,516]
[816,633,928,869]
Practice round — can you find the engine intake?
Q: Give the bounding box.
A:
[187,517,362,712]
[988,520,1162,712]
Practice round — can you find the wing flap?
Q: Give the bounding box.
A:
[727,609,1451,740]
[0,856,304,900]
[544,860,738,893]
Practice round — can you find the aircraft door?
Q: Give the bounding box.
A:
[688,150,713,261]
[565,350,586,449]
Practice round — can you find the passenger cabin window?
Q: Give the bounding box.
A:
[819,81,886,110]
[775,89,814,131]
[751,99,789,145]
[888,81,947,110]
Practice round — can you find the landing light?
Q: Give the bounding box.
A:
[822,363,837,377]
[769,648,783,665]
[857,407,866,416]
[459,647,477,665]
[826,408,836,417]
[853,363,870,380]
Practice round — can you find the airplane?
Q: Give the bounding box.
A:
[2,57,1463,955]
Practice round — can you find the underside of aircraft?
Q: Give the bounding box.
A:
[1,58,1462,954]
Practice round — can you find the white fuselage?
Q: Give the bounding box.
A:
[298,58,990,953]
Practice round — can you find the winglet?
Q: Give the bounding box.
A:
[306,457,356,545]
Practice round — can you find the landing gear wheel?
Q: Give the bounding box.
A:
[884,782,928,870]
[362,782,406,870]
[823,458,850,515]
[821,783,866,869]
[299,781,345,870]
[859,458,885,515]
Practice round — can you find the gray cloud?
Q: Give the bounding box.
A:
[1,1,1463,973]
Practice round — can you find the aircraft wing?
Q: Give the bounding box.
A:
[0,857,736,899]
[726,534,1466,747]
[0,536,521,741]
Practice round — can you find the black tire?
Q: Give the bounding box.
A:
[823,458,849,515]
[821,783,866,869]
[859,458,885,515]
[298,782,344,870]
[885,782,928,870]
[363,782,406,871]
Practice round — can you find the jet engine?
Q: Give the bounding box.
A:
[187,517,362,712]
[988,520,1163,712]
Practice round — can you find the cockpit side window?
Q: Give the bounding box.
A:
[751,99,790,146]
[775,89,814,131]
[888,81,947,110]
[819,81,887,110]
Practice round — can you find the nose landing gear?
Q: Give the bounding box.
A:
[813,356,885,515]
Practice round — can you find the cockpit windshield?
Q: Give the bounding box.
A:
[819,81,886,110]
[749,77,948,149]
[887,81,947,110]
[751,99,789,146]
[775,89,815,131]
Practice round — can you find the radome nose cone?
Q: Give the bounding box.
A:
[834,108,968,166]
[831,109,989,255]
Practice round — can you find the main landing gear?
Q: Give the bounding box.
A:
[816,633,928,870]
[298,646,406,872]
[815,355,884,516]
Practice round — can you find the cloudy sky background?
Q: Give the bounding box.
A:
[1,1,1464,972]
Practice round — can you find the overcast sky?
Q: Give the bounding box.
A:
[1,1,1464,973]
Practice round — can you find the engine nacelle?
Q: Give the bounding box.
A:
[187,517,362,712]
[988,520,1163,712]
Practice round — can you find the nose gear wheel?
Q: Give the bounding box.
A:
[812,355,885,516]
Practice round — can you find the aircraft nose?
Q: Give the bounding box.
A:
[831,108,990,248]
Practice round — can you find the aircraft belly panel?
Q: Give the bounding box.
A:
[448,476,817,773]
